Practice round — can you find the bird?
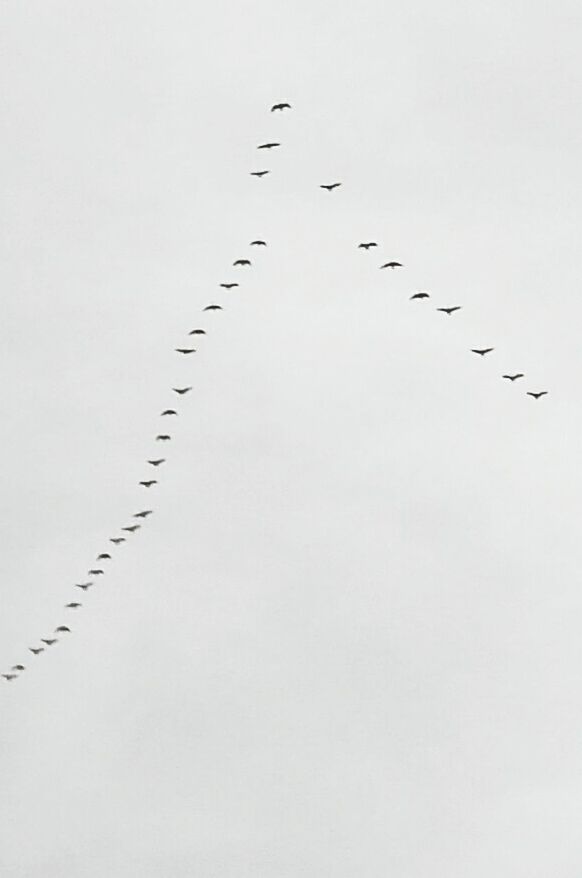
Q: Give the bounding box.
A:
[437,306,462,315]
[140,480,157,488]
[122,525,141,533]
[233,259,251,267]
[41,639,57,646]
[29,648,44,655]
[110,537,126,544]
[257,142,280,149]
[250,240,267,246]
[161,409,178,416]
[148,458,166,466]
[527,391,548,399]
[380,261,403,269]
[97,553,111,560]
[189,329,206,335]
[75,582,93,590]
[173,387,192,395]
[155,435,171,442]
[358,242,377,249]
[220,283,238,289]
[55,626,71,634]
[65,603,82,609]
[472,348,494,356]
[88,569,104,575]
[2,674,17,681]
[271,102,291,111]
[203,305,223,311]
[502,373,524,382]
[175,348,196,355]
[410,292,430,300]
[320,183,341,191]
[133,510,153,519]
[250,170,270,177]
[11,665,25,672]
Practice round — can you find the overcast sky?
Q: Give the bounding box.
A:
[2,1,582,875]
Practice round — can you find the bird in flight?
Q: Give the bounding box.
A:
[320,183,341,191]
[250,170,270,178]
[65,602,82,609]
[220,283,238,289]
[233,259,251,267]
[250,240,267,246]
[203,305,223,311]
[97,553,111,560]
[472,348,494,356]
[437,306,462,315]
[410,292,430,300]
[380,261,403,269]
[257,142,280,150]
[358,242,377,250]
[55,626,71,634]
[527,391,548,399]
[189,329,206,335]
[140,480,157,488]
[41,639,58,646]
[2,674,17,681]
[134,510,153,519]
[271,102,291,112]
[161,409,178,416]
[502,373,524,382]
[75,582,93,591]
[175,348,196,355]
[122,525,141,533]
[12,665,25,672]
[29,647,44,655]
[110,537,126,544]
[173,387,192,395]
[88,569,104,576]
[148,458,166,466]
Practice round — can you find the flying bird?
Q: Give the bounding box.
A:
[55,626,71,634]
[2,674,17,681]
[271,102,291,111]
[233,259,251,267]
[65,603,82,609]
[12,665,25,672]
[250,170,270,177]
[527,391,548,399]
[148,458,166,466]
[189,329,206,335]
[320,183,341,191]
[161,409,178,416]
[133,510,153,519]
[75,582,93,590]
[380,261,403,269]
[220,283,238,289]
[257,142,280,150]
[502,373,524,382]
[97,553,111,560]
[175,349,196,355]
[471,348,494,356]
[110,537,126,544]
[410,292,430,300]
[122,525,141,533]
[88,569,104,575]
[140,480,157,488]
[41,639,57,646]
[358,242,377,249]
[203,305,223,311]
[250,240,267,246]
[29,647,44,655]
[437,306,462,315]
[173,387,192,395]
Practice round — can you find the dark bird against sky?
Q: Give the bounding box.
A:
[527,391,548,399]
[148,458,166,466]
[250,170,269,177]
[437,306,462,315]
[503,373,524,381]
[257,142,280,149]
[271,102,291,111]
[203,305,223,311]
[320,183,341,191]
[471,348,494,356]
[380,261,403,269]
[358,242,377,249]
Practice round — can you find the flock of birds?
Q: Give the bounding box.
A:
[3,101,549,683]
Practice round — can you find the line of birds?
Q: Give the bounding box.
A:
[3,100,548,683]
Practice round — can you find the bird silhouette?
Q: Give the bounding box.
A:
[155,435,171,442]
[29,648,44,655]
[148,458,166,466]
[358,242,377,249]
[2,674,17,681]
[257,142,280,149]
[502,373,524,381]
[472,348,494,356]
[122,525,141,533]
[133,510,153,519]
[410,292,430,300]
[220,283,238,289]
[233,259,251,267]
[55,626,71,634]
[65,602,82,609]
[173,387,192,395]
[203,305,223,311]
[12,665,25,672]
[41,639,57,646]
[437,306,462,315]
[320,183,341,191]
[161,409,178,416]
[250,240,267,246]
[110,537,126,544]
[88,569,104,575]
[97,553,111,560]
[189,329,206,335]
[175,348,196,355]
[527,391,548,399]
[140,480,157,488]
[75,582,93,591]
[250,170,270,177]
[380,261,403,269]
[271,102,291,111]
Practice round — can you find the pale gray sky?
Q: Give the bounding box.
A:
[2,1,582,875]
